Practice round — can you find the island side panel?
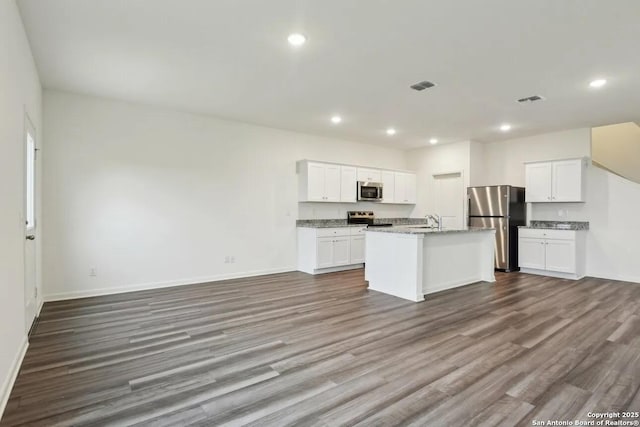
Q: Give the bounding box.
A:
[365,232,425,302]
[422,230,496,295]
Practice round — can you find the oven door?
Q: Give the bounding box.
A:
[358,182,383,201]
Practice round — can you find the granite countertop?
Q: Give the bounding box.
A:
[296,218,428,228]
[365,226,495,235]
[519,220,589,231]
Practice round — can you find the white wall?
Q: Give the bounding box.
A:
[469,140,486,187]
[42,90,409,300]
[482,128,640,283]
[0,0,42,415]
[480,128,591,186]
[405,140,472,218]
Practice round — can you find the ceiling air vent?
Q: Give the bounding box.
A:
[410,81,436,91]
[517,95,545,103]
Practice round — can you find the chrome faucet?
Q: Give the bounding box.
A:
[425,214,442,230]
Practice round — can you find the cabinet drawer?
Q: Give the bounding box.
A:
[519,228,575,240]
[350,226,367,236]
[316,227,351,237]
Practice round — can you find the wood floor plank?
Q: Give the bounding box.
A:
[2,269,639,426]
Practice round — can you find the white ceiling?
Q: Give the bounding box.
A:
[16,0,640,148]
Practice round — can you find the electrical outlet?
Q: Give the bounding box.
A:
[89,267,97,277]
[230,256,235,263]
[224,256,230,263]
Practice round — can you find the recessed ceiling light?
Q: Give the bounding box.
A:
[500,124,511,132]
[589,79,607,88]
[429,138,438,144]
[386,128,397,136]
[287,33,306,47]
[330,116,342,124]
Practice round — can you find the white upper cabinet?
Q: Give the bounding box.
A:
[340,166,357,203]
[525,158,585,203]
[553,160,584,202]
[324,164,341,202]
[380,171,395,204]
[525,162,553,202]
[298,160,416,204]
[357,168,382,183]
[394,172,417,204]
[306,162,326,201]
[298,161,342,202]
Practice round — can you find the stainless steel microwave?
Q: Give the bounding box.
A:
[358,181,383,201]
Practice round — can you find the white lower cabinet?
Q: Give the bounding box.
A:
[350,235,366,263]
[518,228,585,279]
[298,227,366,274]
[518,237,547,270]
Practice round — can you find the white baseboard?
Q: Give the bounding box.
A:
[586,272,640,284]
[43,267,296,302]
[0,336,28,419]
[36,296,44,317]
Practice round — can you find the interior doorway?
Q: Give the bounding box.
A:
[432,172,465,229]
[24,113,38,334]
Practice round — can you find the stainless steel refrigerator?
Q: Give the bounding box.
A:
[468,185,526,272]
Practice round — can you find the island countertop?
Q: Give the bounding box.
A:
[365,226,494,235]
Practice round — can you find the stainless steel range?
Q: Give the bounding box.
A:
[347,211,393,227]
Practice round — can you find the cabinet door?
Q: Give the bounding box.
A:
[316,237,334,268]
[357,168,382,183]
[394,172,406,203]
[380,171,395,204]
[324,164,342,202]
[393,172,417,204]
[519,237,546,270]
[545,239,576,273]
[525,163,553,202]
[340,166,357,203]
[404,173,417,204]
[349,235,365,263]
[307,163,326,201]
[332,237,351,266]
[552,159,583,202]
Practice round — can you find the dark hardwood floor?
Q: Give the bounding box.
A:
[2,270,640,426]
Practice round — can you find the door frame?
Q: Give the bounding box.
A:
[431,170,466,229]
[23,110,40,334]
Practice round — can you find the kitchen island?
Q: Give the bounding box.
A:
[365,226,496,302]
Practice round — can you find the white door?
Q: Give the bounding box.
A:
[324,165,341,202]
[404,173,417,204]
[24,116,38,333]
[340,166,357,203]
[552,159,583,202]
[518,237,546,270]
[316,237,334,268]
[307,163,326,201]
[393,172,405,203]
[349,235,366,263]
[380,171,395,204]
[433,173,464,229]
[332,237,351,266]
[357,168,381,182]
[545,239,576,273]
[525,163,552,202]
